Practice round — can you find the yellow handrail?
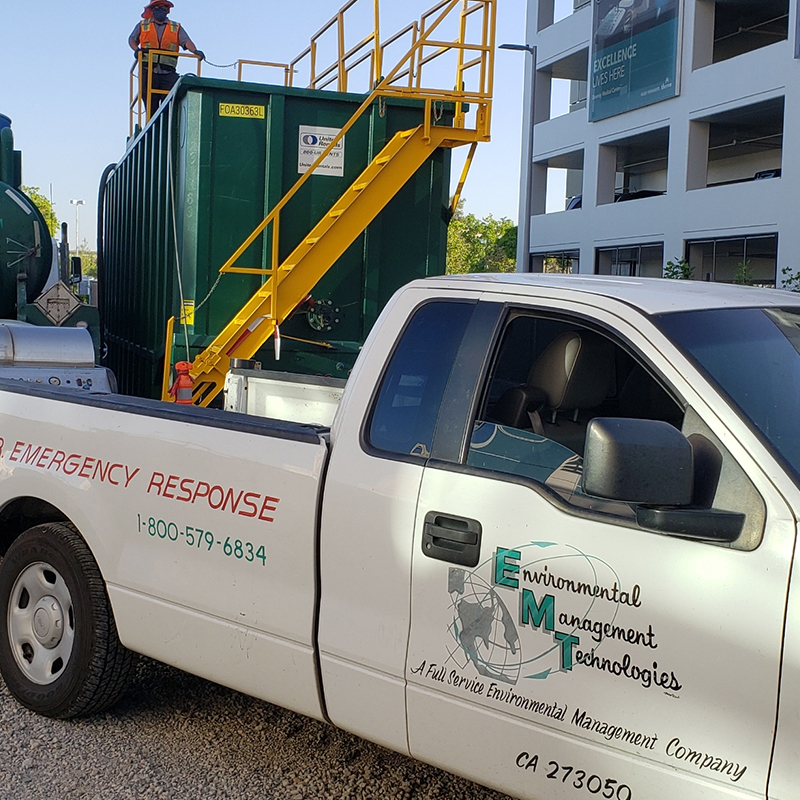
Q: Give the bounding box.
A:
[236,60,292,84]
[129,50,203,137]
[130,0,495,136]
[161,315,176,401]
[217,0,493,284]
[289,0,383,91]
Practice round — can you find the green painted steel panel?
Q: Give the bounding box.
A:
[101,76,452,398]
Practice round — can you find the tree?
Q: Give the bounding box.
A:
[544,255,573,273]
[733,260,753,286]
[21,186,59,236]
[76,243,98,278]
[780,266,800,292]
[446,200,517,274]
[664,257,694,280]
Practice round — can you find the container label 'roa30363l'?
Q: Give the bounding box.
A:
[219,103,265,119]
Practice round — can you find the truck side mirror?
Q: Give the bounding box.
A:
[70,256,82,286]
[583,417,693,505]
[583,418,744,543]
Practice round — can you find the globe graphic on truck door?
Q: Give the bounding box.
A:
[448,568,522,685]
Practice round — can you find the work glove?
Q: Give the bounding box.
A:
[195,50,206,61]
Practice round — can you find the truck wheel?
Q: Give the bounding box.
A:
[0,522,134,718]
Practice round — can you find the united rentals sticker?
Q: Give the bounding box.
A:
[297,125,344,176]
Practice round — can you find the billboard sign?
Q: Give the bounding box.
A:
[589,0,681,121]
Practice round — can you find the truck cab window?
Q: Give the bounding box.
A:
[368,301,474,458]
[469,313,683,512]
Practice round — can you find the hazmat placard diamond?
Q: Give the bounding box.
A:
[34,281,80,326]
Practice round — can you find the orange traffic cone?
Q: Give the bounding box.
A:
[169,361,194,405]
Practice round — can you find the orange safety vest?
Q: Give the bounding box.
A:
[138,20,181,69]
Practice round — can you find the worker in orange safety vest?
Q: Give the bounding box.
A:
[129,0,205,116]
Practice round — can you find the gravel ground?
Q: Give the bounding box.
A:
[0,656,512,800]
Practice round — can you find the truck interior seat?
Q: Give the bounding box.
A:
[490,330,615,454]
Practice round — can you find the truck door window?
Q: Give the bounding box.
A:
[469,313,684,514]
[367,301,474,458]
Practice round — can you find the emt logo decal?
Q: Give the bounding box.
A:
[447,542,681,692]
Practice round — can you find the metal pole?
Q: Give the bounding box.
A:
[70,199,85,257]
[59,222,69,284]
[500,43,536,272]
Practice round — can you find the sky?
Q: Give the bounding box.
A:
[1,0,530,250]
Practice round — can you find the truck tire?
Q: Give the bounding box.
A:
[0,521,134,718]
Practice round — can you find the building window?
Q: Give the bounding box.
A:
[530,251,579,273]
[686,234,778,286]
[597,127,669,205]
[596,244,664,277]
[694,0,789,69]
[538,0,590,31]
[570,79,588,112]
[687,97,784,190]
[545,49,589,119]
[534,149,585,215]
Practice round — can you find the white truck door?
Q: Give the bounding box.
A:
[405,300,794,800]
[318,292,478,754]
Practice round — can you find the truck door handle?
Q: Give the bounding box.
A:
[422,512,482,568]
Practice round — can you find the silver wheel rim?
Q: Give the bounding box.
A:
[7,561,75,685]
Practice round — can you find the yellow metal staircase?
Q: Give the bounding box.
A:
[162,0,497,406]
[190,124,479,403]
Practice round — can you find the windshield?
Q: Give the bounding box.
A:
[656,306,800,484]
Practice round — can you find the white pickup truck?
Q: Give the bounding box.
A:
[0,275,798,800]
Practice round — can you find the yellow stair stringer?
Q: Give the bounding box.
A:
[190,124,479,405]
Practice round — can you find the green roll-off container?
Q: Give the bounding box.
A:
[100,76,452,399]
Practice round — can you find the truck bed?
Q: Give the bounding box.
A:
[0,379,330,720]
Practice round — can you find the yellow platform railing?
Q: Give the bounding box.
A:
[129,50,204,137]
[236,60,292,83]
[160,0,496,405]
